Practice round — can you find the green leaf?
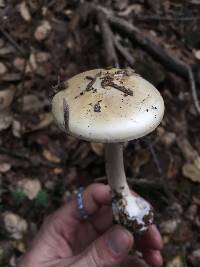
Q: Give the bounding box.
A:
[12,190,26,206]
[35,190,48,207]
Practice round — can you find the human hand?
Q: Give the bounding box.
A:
[18,183,163,267]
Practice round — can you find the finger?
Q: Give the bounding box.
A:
[71,183,112,221]
[82,183,112,216]
[135,224,163,251]
[122,256,149,267]
[92,206,113,233]
[52,183,111,224]
[143,249,163,267]
[74,226,134,267]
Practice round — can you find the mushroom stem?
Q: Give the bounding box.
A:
[105,143,129,195]
[105,143,154,233]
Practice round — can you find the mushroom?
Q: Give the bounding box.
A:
[52,68,164,233]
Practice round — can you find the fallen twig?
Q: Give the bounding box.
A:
[107,15,200,83]
[136,15,200,22]
[0,147,29,161]
[94,176,163,190]
[0,26,27,57]
[147,140,163,177]
[84,3,200,85]
[144,139,176,203]
[95,176,172,204]
[113,37,135,67]
[97,11,119,68]
[187,65,200,115]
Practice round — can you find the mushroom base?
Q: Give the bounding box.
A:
[112,193,154,233]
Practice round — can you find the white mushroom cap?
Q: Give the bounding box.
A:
[52,68,164,143]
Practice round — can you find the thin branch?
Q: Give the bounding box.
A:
[97,11,119,68]
[94,176,163,190]
[187,65,200,115]
[147,141,163,177]
[106,15,200,85]
[144,138,176,203]
[136,15,200,22]
[113,37,135,67]
[0,26,27,57]
[84,3,200,85]
[0,147,29,161]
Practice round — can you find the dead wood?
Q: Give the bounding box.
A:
[107,15,200,85]
[97,11,119,67]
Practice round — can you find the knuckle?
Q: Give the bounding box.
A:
[88,244,105,267]
[87,239,117,267]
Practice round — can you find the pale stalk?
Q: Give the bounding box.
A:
[105,143,130,196]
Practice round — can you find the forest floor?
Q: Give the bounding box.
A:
[0,0,200,266]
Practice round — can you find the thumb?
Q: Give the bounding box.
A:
[75,226,134,267]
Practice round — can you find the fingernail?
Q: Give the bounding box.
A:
[106,227,132,255]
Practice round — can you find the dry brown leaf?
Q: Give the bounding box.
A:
[91,142,104,156]
[194,50,200,60]
[0,46,15,55]
[22,94,44,112]
[160,219,180,235]
[2,73,21,82]
[0,86,16,131]
[35,113,53,130]
[113,0,128,10]
[0,110,13,131]
[53,168,63,174]
[12,119,22,138]
[157,126,176,146]
[118,4,142,16]
[177,137,200,169]
[132,150,150,175]
[9,255,17,267]
[25,113,53,133]
[0,0,5,7]
[166,256,183,267]
[35,51,50,63]
[163,235,170,244]
[34,21,52,41]
[185,205,198,221]
[190,0,200,3]
[173,222,193,243]
[0,86,16,110]
[182,163,200,183]
[3,212,27,240]
[27,53,37,71]
[0,62,7,75]
[14,241,26,253]
[17,178,41,200]
[18,1,31,21]
[192,196,200,205]
[43,149,61,163]
[13,57,25,71]
[0,162,11,173]
[189,249,200,266]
